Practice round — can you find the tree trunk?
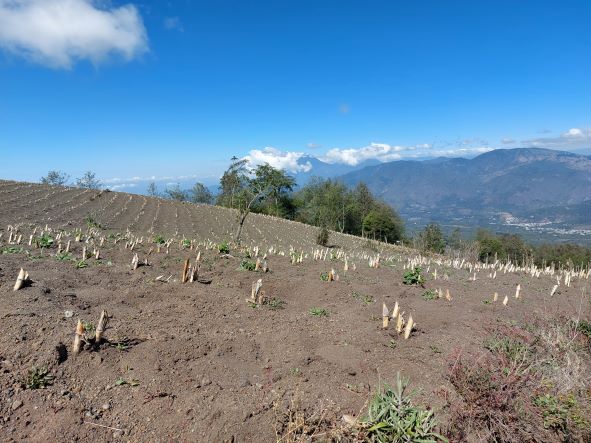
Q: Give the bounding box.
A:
[235,210,248,244]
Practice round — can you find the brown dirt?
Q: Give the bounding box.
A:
[0,180,589,442]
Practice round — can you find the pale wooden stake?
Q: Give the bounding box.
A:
[13,268,26,291]
[73,319,85,355]
[182,258,190,283]
[382,303,389,329]
[404,315,414,339]
[95,310,108,343]
[396,312,404,333]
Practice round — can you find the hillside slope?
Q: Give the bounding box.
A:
[338,148,591,228]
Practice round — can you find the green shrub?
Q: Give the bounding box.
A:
[239,259,256,271]
[316,226,329,246]
[362,372,446,442]
[153,234,166,245]
[218,240,230,254]
[36,234,54,248]
[403,267,425,286]
[422,289,438,300]
[24,366,54,389]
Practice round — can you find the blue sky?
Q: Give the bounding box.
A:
[0,0,590,191]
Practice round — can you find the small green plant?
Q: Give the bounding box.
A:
[55,251,73,261]
[534,393,588,433]
[483,335,531,363]
[85,214,101,229]
[267,297,286,310]
[352,291,375,304]
[75,259,88,269]
[24,366,54,389]
[115,377,140,387]
[430,345,442,354]
[1,246,24,254]
[290,367,302,377]
[37,234,54,248]
[316,226,329,246]
[153,234,166,245]
[239,259,256,271]
[320,272,330,281]
[182,239,191,248]
[422,289,438,300]
[218,240,230,254]
[403,267,425,286]
[362,372,446,442]
[81,321,95,336]
[115,343,128,351]
[309,307,329,317]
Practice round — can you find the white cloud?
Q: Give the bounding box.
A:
[109,183,137,191]
[320,142,433,166]
[102,174,204,185]
[501,138,515,144]
[0,0,148,68]
[164,16,183,32]
[244,147,312,173]
[523,127,591,150]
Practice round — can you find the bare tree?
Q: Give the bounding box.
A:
[76,171,101,189]
[40,170,69,186]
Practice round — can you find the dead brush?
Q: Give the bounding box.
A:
[445,316,591,442]
[531,315,591,393]
[445,346,544,442]
[273,391,353,443]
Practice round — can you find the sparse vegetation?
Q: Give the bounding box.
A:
[352,291,374,304]
[267,297,286,310]
[422,289,438,300]
[85,214,101,229]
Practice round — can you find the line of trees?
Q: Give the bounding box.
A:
[40,170,101,189]
[413,223,591,270]
[213,158,404,244]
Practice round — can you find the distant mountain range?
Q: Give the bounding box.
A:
[334,148,591,237]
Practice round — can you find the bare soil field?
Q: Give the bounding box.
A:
[0,180,590,442]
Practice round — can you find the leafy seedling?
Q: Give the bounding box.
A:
[309,307,329,317]
[24,366,54,389]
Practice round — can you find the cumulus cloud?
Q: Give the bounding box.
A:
[244,147,312,173]
[522,127,591,150]
[320,142,433,166]
[0,0,148,68]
